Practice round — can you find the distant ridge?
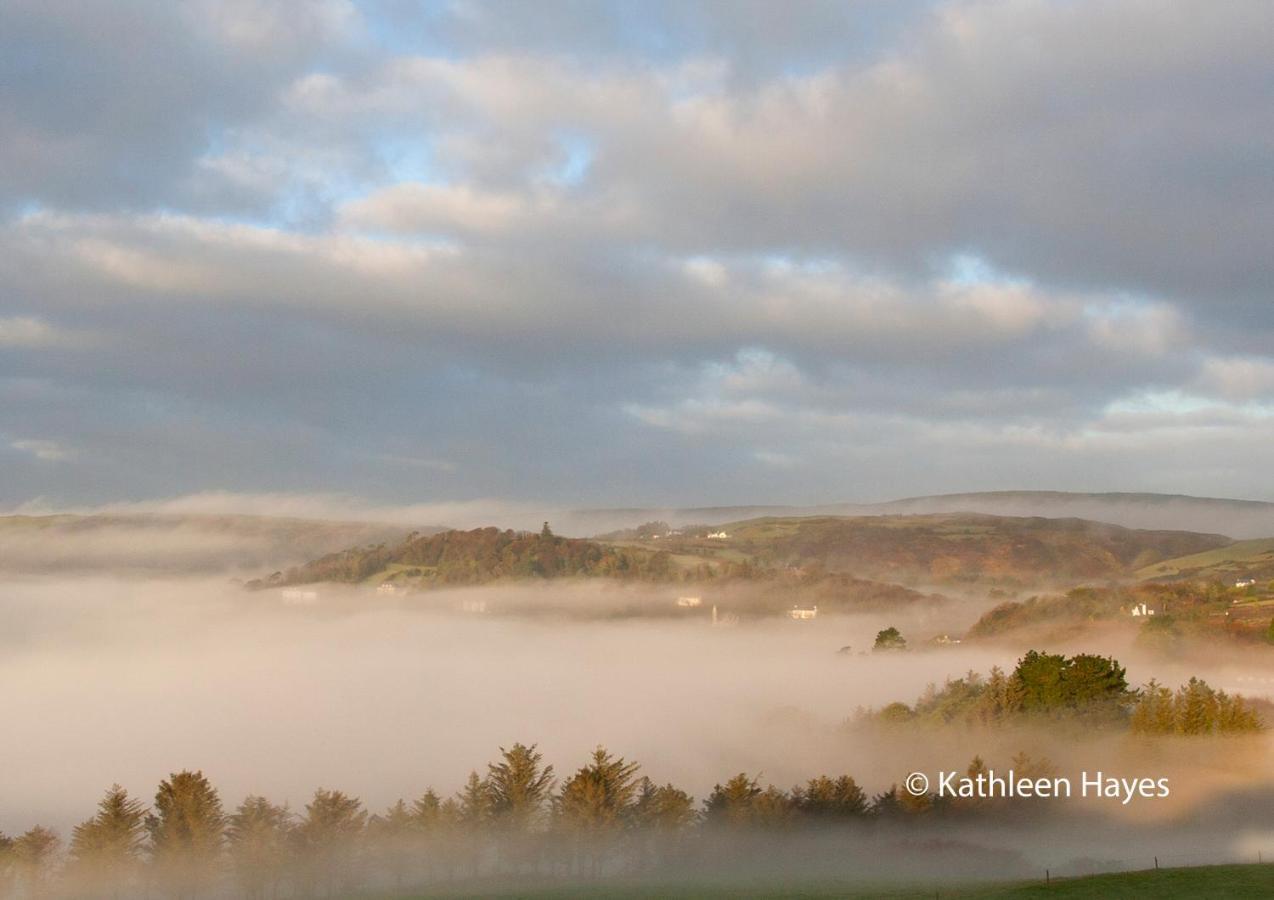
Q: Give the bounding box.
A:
[565,491,1274,540]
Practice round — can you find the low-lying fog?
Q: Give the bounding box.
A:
[6,575,1274,845]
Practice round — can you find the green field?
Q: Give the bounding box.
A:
[1136,538,1274,580]
[379,863,1274,899]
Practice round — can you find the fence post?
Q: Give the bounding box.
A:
[1154,856,1159,870]
[1045,868,1050,885]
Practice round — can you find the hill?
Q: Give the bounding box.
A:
[1136,538,1274,583]
[264,513,1229,592]
[250,525,678,589]
[0,513,424,575]
[566,491,1274,539]
[658,513,1229,587]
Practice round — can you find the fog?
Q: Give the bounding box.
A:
[6,573,1274,851]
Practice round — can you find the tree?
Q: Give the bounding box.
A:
[1010,650,1130,718]
[792,775,868,821]
[367,799,417,891]
[703,774,763,827]
[554,747,642,875]
[873,627,907,651]
[293,789,367,897]
[226,796,291,900]
[11,826,59,896]
[146,770,226,898]
[1130,680,1176,735]
[68,785,147,895]
[1176,677,1220,734]
[487,744,555,832]
[1267,616,1274,645]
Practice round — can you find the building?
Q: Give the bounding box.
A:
[706,531,730,539]
[1130,602,1155,617]
[788,604,818,620]
[676,596,703,608]
[376,582,400,595]
[280,588,319,605]
[1235,579,1257,589]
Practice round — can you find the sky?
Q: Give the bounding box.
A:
[2,0,1273,513]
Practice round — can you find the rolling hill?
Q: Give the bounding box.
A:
[1136,538,1274,583]
[260,513,1230,591]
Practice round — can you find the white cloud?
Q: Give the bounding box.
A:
[11,439,75,462]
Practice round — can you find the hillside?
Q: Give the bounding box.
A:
[652,514,1230,587]
[263,513,1229,594]
[1136,538,1274,583]
[0,513,423,575]
[250,525,678,589]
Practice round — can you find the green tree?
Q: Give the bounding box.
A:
[68,784,147,895]
[226,796,291,900]
[146,770,226,899]
[873,627,907,651]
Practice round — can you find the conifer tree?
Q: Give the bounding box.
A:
[294,789,366,897]
[12,826,60,896]
[69,784,147,895]
[487,744,555,831]
[226,796,291,900]
[146,770,226,899]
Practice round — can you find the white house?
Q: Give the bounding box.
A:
[788,605,818,620]
[676,596,703,608]
[1130,602,1155,617]
[1235,579,1257,589]
[706,531,730,540]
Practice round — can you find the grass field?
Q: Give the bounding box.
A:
[1137,538,1274,580]
[382,863,1274,899]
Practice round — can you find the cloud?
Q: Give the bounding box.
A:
[11,438,74,462]
[1,0,1272,508]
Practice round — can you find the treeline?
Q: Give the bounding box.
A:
[862,651,1263,733]
[0,744,1059,899]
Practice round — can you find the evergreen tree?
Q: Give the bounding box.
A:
[146,770,226,899]
[68,784,147,895]
[703,774,762,827]
[226,796,291,900]
[294,789,367,897]
[12,826,60,896]
[1175,677,1220,734]
[791,775,868,821]
[1130,680,1176,735]
[368,799,417,890]
[554,747,642,875]
[487,744,555,831]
